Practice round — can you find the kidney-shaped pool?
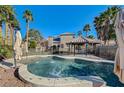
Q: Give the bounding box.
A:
[22,56,124,86]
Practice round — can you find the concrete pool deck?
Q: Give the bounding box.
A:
[0,67,32,87]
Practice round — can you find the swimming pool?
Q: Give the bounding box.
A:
[27,56,124,87]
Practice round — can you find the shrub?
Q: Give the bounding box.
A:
[0,46,13,58]
[29,40,37,48]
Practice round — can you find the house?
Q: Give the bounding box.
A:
[48,32,75,52]
[48,32,101,53]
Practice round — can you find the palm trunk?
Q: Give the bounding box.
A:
[10,25,14,47]
[100,37,103,46]
[0,24,2,45]
[105,19,110,46]
[26,20,29,53]
[5,22,9,46]
[86,31,87,38]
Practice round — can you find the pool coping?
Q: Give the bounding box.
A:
[5,54,114,65]
[19,64,106,87]
[3,55,114,69]
[50,55,114,63]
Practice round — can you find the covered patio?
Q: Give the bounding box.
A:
[67,36,101,56]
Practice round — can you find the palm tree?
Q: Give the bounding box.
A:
[0,12,4,45]
[83,24,91,55]
[83,24,91,38]
[0,6,6,46]
[87,35,94,39]
[94,6,120,45]
[108,6,120,44]
[100,7,116,45]
[3,6,15,46]
[23,10,33,52]
[94,16,104,42]
[0,5,15,46]
[77,30,82,37]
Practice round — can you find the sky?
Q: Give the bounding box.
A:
[13,5,123,39]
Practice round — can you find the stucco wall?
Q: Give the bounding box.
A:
[48,37,53,47]
[60,35,74,49]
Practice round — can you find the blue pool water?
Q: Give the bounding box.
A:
[27,56,124,87]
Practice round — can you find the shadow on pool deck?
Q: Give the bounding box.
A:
[0,61,13,67]
[14,68,34,86]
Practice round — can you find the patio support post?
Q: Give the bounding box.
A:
[71,44,72,53]
[68,43,70,54]
[92,43,93,53]
[92,43,93,48]
[85,43,87,55]
[58,45,60,54]
[74,44,75,56]
[78,44,79,53]
[69,43,71,54]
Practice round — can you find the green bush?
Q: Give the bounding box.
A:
[0,46,13,58]
[29,40,37,48]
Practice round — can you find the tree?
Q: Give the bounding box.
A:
[83,24,91,55]
[77,30,82,36]
[0,6,5,45]
[94,6,120,45]
[83,24,91,38]
[27,29,43,49]
[0,5,19,68]
[0,5,16,46]
[29,40,37,48]
[94,16,104,42]
[23,10,33,52]
[28,29,43,42]
[4,6,15,45]
[87,35,94,39]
